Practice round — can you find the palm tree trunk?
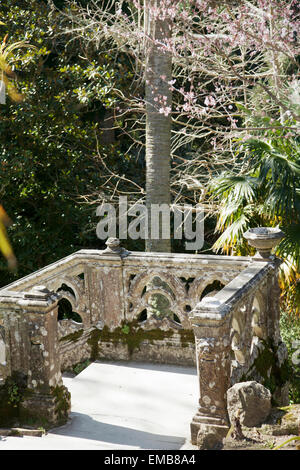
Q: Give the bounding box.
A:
[145,0,172,252]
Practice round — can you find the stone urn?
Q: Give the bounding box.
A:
[243,227,285,260]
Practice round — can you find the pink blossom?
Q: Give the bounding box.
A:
[204,96,216,107]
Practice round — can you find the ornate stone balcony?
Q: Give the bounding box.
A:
[0,229,289,448]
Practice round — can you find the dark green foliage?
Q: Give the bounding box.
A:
[210,117,300,311]
[280,311,300,404]
[0,372,27,426]
[72,359,91,375]
[0,0,141,286]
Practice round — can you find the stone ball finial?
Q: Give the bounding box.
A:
[106,237,120,248]
[102,237,130,258]
[243,227,285,260]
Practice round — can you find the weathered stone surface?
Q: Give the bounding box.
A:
[196,424,227,450]
[227,381,272,427]
[19,385,71,428]
[189,322,232,447]
[0,233,288,446]
[243,227,285,260]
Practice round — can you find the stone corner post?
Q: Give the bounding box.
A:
[0,286,70,428]
[189,299,232,449]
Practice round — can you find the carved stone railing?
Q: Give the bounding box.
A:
[189,255,288,448]
[0,230,288,447]
[0,243,250,374]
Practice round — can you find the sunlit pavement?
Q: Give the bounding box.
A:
[0,361,198,450]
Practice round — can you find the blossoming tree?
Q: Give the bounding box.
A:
[60,0,299,250]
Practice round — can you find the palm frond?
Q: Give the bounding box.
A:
[0,206,17,271]
[210,174,258,202]
[277,223,300,273]
[213,214,250,254]
[242,138,273,157]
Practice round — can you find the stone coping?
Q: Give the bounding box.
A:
[0,249,252,294]
[189,260,277,322]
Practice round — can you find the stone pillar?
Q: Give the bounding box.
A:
[0,286,70,428]
[189,300,232,449]
[92,258,124,329]
[90,238,129,329]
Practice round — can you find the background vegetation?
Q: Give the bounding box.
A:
[0,0,145,286]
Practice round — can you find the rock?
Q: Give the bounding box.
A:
[0,427,45,437]
[227,381,272,427]
[196,424,227,450]
[11,427,45,437]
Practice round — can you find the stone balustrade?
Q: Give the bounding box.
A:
[0,229,289,448]
[189,257,288,448]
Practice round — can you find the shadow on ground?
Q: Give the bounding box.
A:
[52,412,185,449]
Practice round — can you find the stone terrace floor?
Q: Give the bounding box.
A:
[0,361,198,450]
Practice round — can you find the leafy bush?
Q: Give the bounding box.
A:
[210,117,300,312]
[0,0,141,285]
[280,310,300,404]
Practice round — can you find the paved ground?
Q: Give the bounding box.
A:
[0,361,198,450]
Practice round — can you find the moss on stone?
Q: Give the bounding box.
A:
[87,320,194,360]
[283,412,297,423]
[51,385,71,423]
[5,383,71,430]
[59,329,84,343]
[178,329,195,348]
[0,374,70,430]
[87,328,102,361]
[239,338,291,405]
[262,405,300,436]
[21,405,54,430]
[279,405,294,413]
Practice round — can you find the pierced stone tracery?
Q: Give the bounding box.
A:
[0,232,288,444]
